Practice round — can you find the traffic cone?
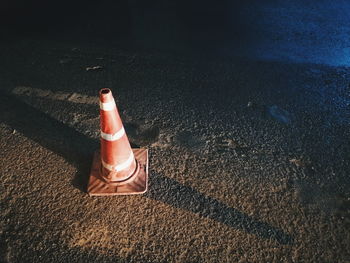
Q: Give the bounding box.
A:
[87,88,149,196]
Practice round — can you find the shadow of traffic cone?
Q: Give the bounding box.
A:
[87,88,149,196]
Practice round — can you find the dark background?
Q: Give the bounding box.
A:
[3,0,350,67]
[0,0,251,52]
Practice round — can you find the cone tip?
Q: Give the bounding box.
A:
[99,88,114,102]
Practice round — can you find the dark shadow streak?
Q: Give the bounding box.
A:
[0,92,293,245]
[0,92,98,192]
[146,172,293,245]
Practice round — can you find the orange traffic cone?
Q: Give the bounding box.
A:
[87,88,149,196]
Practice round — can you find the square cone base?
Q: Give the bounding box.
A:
[87,148,148,196]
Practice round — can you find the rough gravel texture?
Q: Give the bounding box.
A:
[1,1,350,262]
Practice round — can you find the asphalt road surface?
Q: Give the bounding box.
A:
[0,0,349,262]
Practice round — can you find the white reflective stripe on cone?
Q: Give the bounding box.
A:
[101,127,125,141]
[101,151,135,172]
[99,100,115,111]
[101,159,114,171]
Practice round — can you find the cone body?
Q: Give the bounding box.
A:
[99,89,137,183]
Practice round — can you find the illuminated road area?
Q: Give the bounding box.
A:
[0,0,349,262]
